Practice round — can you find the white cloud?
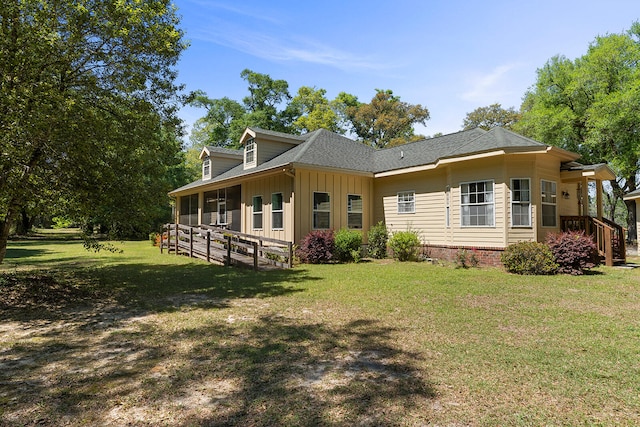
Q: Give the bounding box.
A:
[460,63,525,104]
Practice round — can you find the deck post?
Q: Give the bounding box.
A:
[226,235,232,266]
[253,241,258,270]
[174,224,179,255]
[287,241,293,268]
[604,227,613,266]
[189,227,194,258]
[206,231,211,263]
[160,227,164,254]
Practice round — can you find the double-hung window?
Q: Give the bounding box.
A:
[245,138,256,165]
[252,195,263,230]
[347,194,363,229]
[511,178,531,227]
[313,192,331,229]
[397,191,415,214]
[461,180,494,227]
[271,193,283,230]
[541,180,557,227]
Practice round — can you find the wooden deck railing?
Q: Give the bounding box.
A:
[560,216,626,266]
[160,223,293,269]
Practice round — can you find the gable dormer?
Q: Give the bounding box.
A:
[240,127,305,170]
[199,146,243,180]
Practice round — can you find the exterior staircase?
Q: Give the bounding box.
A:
[560,216,626,266]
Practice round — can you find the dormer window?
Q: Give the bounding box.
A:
[202,157,211,179]
[244,138,256,167]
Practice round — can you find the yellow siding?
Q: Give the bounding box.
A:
[505,157,537,245]
[242,174,294,242]
[534,153,563,242]
[294,169,373,244]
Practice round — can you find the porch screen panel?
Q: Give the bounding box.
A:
[179,194,199,225]
[203,191,217,225]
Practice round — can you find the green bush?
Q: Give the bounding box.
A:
[367,221,389,259]
[501,241,558,275]
[388,230,420,262]
[546,231,599,275]
[334,228,363,263]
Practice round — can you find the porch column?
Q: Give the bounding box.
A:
[596,180,603,219]
[198,191,204,225]
[175,195,181,224]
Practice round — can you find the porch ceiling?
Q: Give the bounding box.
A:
[560,163,616,182]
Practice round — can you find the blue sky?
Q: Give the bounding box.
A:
[173,0,639,142]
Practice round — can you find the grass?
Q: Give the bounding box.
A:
[1,239,639,426]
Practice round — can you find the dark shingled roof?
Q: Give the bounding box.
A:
[203,146,243,157]
[171,127,569,194]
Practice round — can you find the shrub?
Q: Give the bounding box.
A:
[297,230,335,264]
[501,241,558,275]
[546,231,599,275]
[367,221,389,259]
[455,248,479,269]
[334,228,363,263]
[388,230,420,261]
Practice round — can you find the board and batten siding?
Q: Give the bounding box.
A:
[294,168,374,244]
[242,174,294,242]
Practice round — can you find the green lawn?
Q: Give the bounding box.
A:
[1,240,639,426]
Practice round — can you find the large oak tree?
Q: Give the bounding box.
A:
[0,0,187,262]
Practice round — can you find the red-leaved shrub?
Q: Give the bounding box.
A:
[297,230,335,264]
[546,231,599,275]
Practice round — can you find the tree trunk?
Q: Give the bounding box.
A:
[15,209,33,235]
[0,209,18,264]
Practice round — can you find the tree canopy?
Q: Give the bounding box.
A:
[462,103,520,130]
[0,0,187,262]
[514,22,640,240]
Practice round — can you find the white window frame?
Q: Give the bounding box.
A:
[460,180,495,227]
[397,191,415,214]
[271,192,283,230]
[510,178,531,228]
[202,157,211,180]
[347,194,363,229]
[541,179,557,227]
[217,188,227,225]
[244,138,256,166]
[313,192,331,229]
[252,195,263,230]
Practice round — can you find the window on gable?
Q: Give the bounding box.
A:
[245,138,255,165]
[272,193,283,230]
[252,195,263,230]
[541,180,557,227]
[511,178,531,227]
[313,192,331,229]
[347,194,362,229]
[202,157,211,179]
[461,180,494,227]
[397,191,415,214]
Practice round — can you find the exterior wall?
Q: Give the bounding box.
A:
[533,153,564,242]
[505,156,537,246]
[257,140,297,166]
[242,173,295,242]
[209,156,242,178]
[294,168,374,244]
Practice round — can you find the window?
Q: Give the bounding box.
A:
[272,193,283,229]
[445,186,450,227]
[461,180,494,227]
[511,178,531,227]
[217,188,227,225]
[541,180,557,227]
[397,191,415,214]
[347,194,363,229]
[202,157,211,179]
[245,138,255,165]
[252,196,263,230]
[313,192,331,229]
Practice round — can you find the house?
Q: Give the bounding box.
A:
[623,189,640,244]
[169,126,624,265]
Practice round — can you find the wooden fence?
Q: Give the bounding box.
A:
[160,223,293,270]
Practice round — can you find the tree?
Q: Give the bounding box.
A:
[0,0,186,262]
[342,89,430,148]
[289,86,343,134]
[514,22,640,241]
[462,103,520,130]
[189,92,245,148]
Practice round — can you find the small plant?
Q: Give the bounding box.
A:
[297,230,335,264]
[334,228,363,263]
[367,221,389,259]
[546,231,599,275]
[501,241,557,275]
[149,232,161,246]
[455,248,479,268]
[388,230,420,262]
